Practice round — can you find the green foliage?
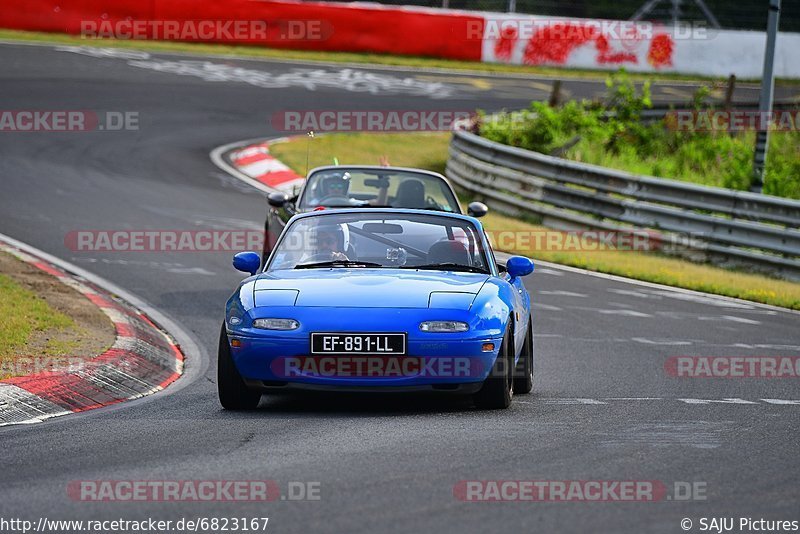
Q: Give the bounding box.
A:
[479,71,800,199]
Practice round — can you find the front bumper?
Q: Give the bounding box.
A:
[226,307,503,389]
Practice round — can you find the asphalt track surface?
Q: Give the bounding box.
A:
[1,42,799,533]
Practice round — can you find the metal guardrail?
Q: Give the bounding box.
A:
[446,128,800,280]
[640,100,800,124]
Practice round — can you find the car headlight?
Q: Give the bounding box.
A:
[419,321,469,332]
[253,318,300,330]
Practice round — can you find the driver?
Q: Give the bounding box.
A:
[313,172,351,205]
[305,224,350,262]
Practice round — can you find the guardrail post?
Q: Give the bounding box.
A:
[724,74,736,109]
[751,0,781,194]
[548,81,562,108]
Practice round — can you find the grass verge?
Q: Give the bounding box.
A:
[0,251,116,379]
[269,132,800,310]
[0,272,73,359]
[1,28,793,84]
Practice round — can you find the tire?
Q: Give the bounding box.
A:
[218,324,262,410]
[474,322,513,410]
[513,316,534,394]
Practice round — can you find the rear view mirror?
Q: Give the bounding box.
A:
[468,201,489,218]
[506,256,534,279]
[364,177,390,188]
[362,222,404,234]
[268,192,289,208]
[233,251,261,276]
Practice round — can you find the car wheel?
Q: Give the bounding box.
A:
[513,316,533,394]
[474,322,513,410]
[218,324,262,410]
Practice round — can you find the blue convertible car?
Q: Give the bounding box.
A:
[220,208,534,410]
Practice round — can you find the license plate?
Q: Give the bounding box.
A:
[311,333,406,355]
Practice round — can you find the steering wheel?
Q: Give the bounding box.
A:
[318,195,353,206]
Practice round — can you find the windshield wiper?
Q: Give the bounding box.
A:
[400,263,488,274]
[294,260,384,269]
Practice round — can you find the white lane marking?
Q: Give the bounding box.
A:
[608,288,656,299]
[647,289,755,309]
[599,421,727,449]
[694,315,761,325]
[56,43,458,98]
[70,257,212,274]
[535,303,563,311]
[534,268,563,276]
[721,315,762,325]
[55,45,151,60]
[727,343,800,351]
[531,398,800,406]
[678,398,758,405]
[538,290,587,297]
[166,267,216,275]
[544,398,608,405]
[632,337,693,346]
[604,397,664,401]
[599,309,652,317]
[126,59,456,98]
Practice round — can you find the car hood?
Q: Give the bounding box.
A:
[252,269,488,309]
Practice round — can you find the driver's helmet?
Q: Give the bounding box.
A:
[310,221,349,254]
[319,172,351,198]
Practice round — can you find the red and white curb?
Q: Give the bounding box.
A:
[217,138,304,194]
[0,237,185,427]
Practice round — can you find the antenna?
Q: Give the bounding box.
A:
[304,130,315,177]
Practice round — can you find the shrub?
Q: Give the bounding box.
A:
[477,71,800,199]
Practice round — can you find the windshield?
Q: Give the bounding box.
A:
[297,168,460,213]
[267,212,490,273]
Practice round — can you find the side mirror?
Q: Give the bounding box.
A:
[267,192,289,208]
[233,251,261,276]
[467,201,489,218]
[506,256,534,279]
